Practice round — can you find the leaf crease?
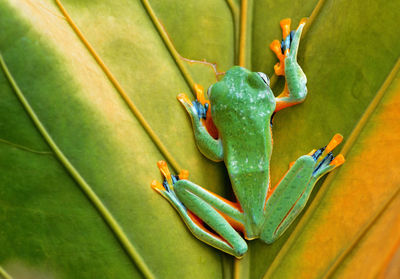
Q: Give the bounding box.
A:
[377,237,400,277]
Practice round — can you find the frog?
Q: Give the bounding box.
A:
[150,18,345,258]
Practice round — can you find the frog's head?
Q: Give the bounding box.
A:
[208,66,276,128]
[208,66,274,98]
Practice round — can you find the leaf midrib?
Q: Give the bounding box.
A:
[233,0,329,276]
[18,1,394,278]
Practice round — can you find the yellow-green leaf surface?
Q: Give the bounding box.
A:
[0,0,399,278]
[264,60,400,279]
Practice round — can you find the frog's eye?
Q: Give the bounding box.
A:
[257,72,270,86]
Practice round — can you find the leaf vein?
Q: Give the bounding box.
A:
[263,56,400,279]
[0,53,155,279]
[225,0,240,64]
[0,138,52,155]
[238,0,249,67]
[0,266,13,279]
[55,0,182,173]
[140,0,196,94]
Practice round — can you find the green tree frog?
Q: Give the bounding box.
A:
[151,18,345,258]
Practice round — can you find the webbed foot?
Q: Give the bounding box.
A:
[311,134,345,177]
[151,161,247,258]
[270,18,307,76]
[177,84,218,139]
[261,134,345,243]
[151,160,189,201]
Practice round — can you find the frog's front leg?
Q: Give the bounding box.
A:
[177,92,223,162]
[260,134,345,243]
[270,18,308,111]
[151,161,247,258]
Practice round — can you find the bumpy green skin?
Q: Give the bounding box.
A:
[210,66,275,238]
[159,23,338,258]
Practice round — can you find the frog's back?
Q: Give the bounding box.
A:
[209,66,276,235]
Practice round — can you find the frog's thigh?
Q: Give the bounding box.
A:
[261,155,316,244]
[174,180,247,258]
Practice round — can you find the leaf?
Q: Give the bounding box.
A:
[249,0,400,277]
[264,59,400,279]
[0,0,399,278]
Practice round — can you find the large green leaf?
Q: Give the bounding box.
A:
[0,0,399,278]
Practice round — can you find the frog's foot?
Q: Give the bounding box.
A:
[311,134,345,178]
[177,84,218,139]
[270,18,307,76]
[270,18,291,76]
[273,18,308,112]
[151,160,189,202]
[261,134,344,244]
[151,161,247,258]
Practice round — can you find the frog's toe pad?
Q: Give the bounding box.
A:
[151,161,189,194]
[270,18,304,76]
[325,134,343,153]
[151,180,165,193]
[151,161,174,193]
[314,152,345,176]
[330,154,345,168]
[311,134,345,177]
[179,169,190,180]
[177,93,192,106]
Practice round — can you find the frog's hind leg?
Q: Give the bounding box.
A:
[260,134,345,244]
[151,161,247,258]
[270,18,308,111]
